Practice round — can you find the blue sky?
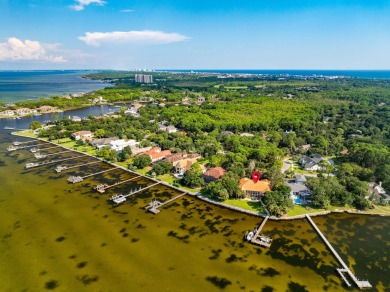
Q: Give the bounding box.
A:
[0,0,389,69]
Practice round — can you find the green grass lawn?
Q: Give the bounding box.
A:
[224,199,267,214]
[12,129,36,138]
[286,204,327,216]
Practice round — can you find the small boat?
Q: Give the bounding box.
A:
[25,162,39,169]
[30,148,38,153]
[4,126,15,130]
[111,194,126,204]
[259,236,272,244]
[246,231,255,241]
[7,145,18,151]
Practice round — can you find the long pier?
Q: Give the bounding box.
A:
[110,182,161,205]
[95,175,141,193]
[146,193,187,214]
[305,215,371,289]
[250,216,272,248]
[13,140,37,146]
[55,161,101,172]
[123,182,160,198]
[81,167,119,180]
[35,150,72,158]
[25,155,85,169]
[32,145,61,152]
[68,167,120,183]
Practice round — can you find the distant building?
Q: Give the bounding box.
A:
[70,116,82,122]
[159,124,178,133]
[135,74,153,83]
[38,105,57,112]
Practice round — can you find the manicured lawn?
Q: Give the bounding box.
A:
[286,204,327,216]
[366,204,390,215]
[224,199,267,214]
[157,174,175,184]
[12,130,36,138]
[135,167,151,175]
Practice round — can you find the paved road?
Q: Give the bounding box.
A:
[281,160,292,173]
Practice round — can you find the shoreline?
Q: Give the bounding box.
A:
[10,132,390,220]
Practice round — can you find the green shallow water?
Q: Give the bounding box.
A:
[0,133,389,291]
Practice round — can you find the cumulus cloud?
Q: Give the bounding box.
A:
[70,0,106,11]
[0,37,66,63]
[78,30,189,46]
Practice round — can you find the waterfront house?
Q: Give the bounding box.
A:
[1,110,15,116]
[142,147,172,163]
[173,157,202,175]
[72,131,94,141]
[70,116,82,122]
[130,146,152,155]
[90,137,118,149]
[203,167,225,183]
[38,105,57,113]
[15,108,34,116]
[239,178,271,200]
[109,139,138,151]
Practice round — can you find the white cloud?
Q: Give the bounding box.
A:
[70,0,105,11]
[0,37,66,63]
[78,30,189,46]
[120,9,135,13]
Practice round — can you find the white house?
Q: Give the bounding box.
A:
[109,139,138,151]
[72,131,94,141]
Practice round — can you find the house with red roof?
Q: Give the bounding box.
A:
[142,147,172,163]
[203,167,225,183]
[239,178,271,200]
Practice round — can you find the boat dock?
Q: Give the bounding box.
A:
[146,193,187,214]
[25,155,85,169]
[34,150,72,159]
[110,182,161,205]
[55,161,100,173]
[8,144,39,151]
[67,167,119,183]
[31,145,60,153]
[250,216,272,248]
[305,214,372,289]
[13,140,36,146]
[95,175,141,193]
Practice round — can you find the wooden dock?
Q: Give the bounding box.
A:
[35,150,73,159]
[250,216,272,248]
[110,182,161,205]
[32,145,61,152]
[306,215,372,289]
[13,140,36,146]
[68,167,120,183]
[55,161,100,172]
[95,175,141,193]
[146,193,187,214]
[25,155,85,169]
